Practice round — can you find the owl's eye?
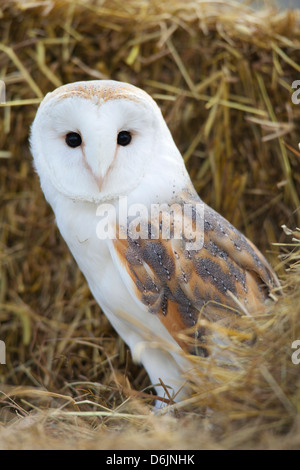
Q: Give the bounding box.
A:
[66,132,82,148]
[117,131,132,146]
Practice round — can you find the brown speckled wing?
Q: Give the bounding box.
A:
[112,190,280,355]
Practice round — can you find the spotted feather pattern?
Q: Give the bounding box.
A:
[112,190,280,355]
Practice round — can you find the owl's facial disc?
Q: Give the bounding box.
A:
[31,80,171,202]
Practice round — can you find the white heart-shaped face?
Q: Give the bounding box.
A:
[30,80,183,205]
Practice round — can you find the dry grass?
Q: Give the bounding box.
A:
[0,0,300,449]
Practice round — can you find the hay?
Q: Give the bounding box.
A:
[0,0,300,449]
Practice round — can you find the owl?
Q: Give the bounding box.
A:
[30,80,280,405]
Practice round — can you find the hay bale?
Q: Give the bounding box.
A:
[0,0,300,449]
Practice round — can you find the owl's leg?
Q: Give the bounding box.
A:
[131,341,190,407]
[101,308,191,407]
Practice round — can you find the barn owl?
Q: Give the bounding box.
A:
[30,80,280,405]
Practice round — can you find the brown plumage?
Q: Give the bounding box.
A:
[113,189,280,356]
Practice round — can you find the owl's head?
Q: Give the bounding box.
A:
[30,80,184,205]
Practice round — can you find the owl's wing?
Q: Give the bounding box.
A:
[109,191,280,354]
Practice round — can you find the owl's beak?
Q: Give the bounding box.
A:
[82,147,105,192]
[95,174,103,191]
[93,164,110,192]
